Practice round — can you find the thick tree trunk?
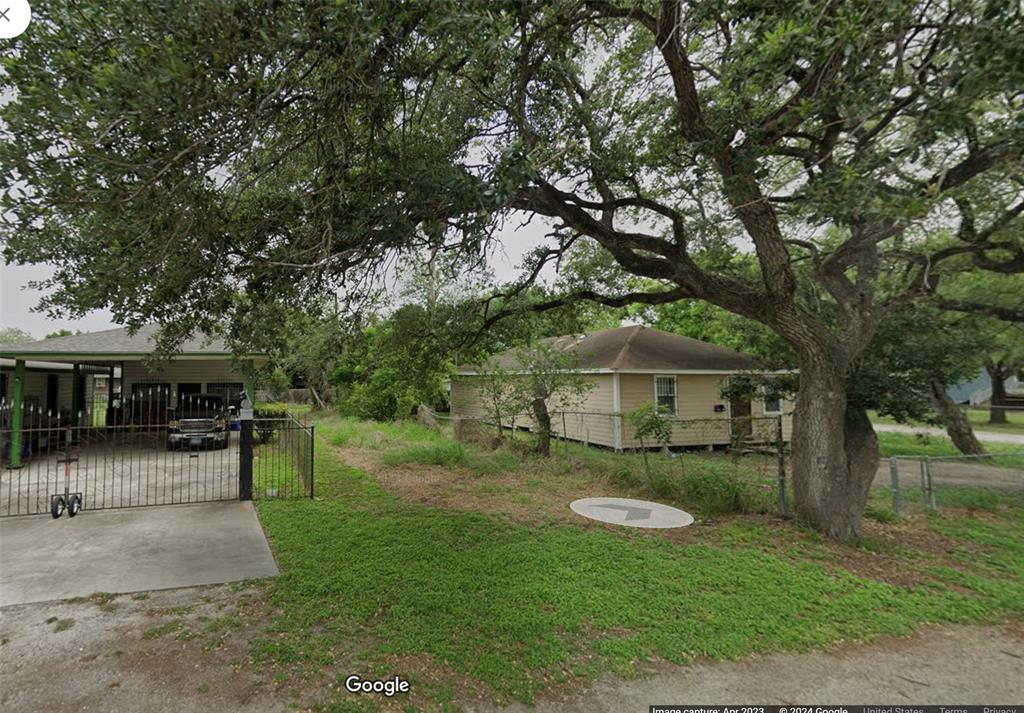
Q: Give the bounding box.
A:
[986,362,1008,425]
[532,397,552,457]
[930,380,986,455]
[789,355,879,541]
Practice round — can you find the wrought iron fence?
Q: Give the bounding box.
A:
[0,398,240,517]
[251,415,315,499]
[1,395,314,517]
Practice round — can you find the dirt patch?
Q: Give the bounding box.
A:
[336,444,611,526]
[0,584,288,713]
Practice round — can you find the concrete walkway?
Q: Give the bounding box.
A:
[873,422,1024,445]
[468,626,1024,711]
[0,501,277,606]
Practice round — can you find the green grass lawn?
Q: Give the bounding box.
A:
[870,407,1024,434]
[876,431,1024,467]
[251,415,1024,709]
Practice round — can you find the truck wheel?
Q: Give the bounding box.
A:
[68,494,83,517]
[51,495,66,519]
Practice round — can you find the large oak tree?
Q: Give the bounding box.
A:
[3,1,1023,539]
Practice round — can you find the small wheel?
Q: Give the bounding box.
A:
[67,494,83,517]
[51,495,66,519]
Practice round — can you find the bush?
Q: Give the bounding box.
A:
[677,469,747,515]
[254,405,290,444]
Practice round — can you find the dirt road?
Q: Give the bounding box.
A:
[466,626,1024,712]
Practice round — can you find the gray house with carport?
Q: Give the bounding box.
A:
[1,325,262,468]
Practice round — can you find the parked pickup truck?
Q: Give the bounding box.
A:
[167,393,230,450]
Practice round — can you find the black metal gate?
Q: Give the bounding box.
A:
[0,405,237,518]
[1,399,314,517]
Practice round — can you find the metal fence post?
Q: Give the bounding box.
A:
[308,425,315,499]
[239,397,253,501]
[924,457,935,512]
[889,457,901,517]
[775,415,788,517]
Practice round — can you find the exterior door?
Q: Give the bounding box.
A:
[46,374,59,414]
[730,396,752,443]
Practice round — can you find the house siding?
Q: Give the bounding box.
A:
[451,374,618,447]
[549,374,616,447]
[619,373,732,447]
[121,359,247,403]
[451,371,794,450]
[0,367,94,417]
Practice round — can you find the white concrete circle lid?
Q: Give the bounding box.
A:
[569,497,694,529]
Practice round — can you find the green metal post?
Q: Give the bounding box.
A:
[9,359,25,468]
[107,365,115,427]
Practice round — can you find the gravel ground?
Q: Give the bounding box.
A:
[466,625,1024,712]
[0,584,293,713]
[2,585,1021,712]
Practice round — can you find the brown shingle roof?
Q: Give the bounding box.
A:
[465,325,763,372]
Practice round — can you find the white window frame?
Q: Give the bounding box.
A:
[762,390,783,416]
[653,375,677,416]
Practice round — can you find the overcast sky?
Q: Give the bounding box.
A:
[0,215,553,339]
[1,262,117,337]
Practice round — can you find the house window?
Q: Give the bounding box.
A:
[763,395,783,415]
[654,375,677,415]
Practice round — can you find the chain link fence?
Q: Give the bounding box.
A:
[431,409,792,517]
[883,452,1024,516]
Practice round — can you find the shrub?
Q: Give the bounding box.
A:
[678,469,747,515]
[255,404,289,418]
[253,405,290,444]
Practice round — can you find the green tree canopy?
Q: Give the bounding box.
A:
[4,1,1023,539]
[0,327,33,346]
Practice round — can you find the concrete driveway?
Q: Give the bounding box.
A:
[0,501,277,607]
[1,433,240,517]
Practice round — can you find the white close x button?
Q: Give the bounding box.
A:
[0,0,31,39]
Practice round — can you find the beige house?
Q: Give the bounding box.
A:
[451,325,794,450]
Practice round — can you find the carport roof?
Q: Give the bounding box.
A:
[0,357,111,374]
[0,325,259,361]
